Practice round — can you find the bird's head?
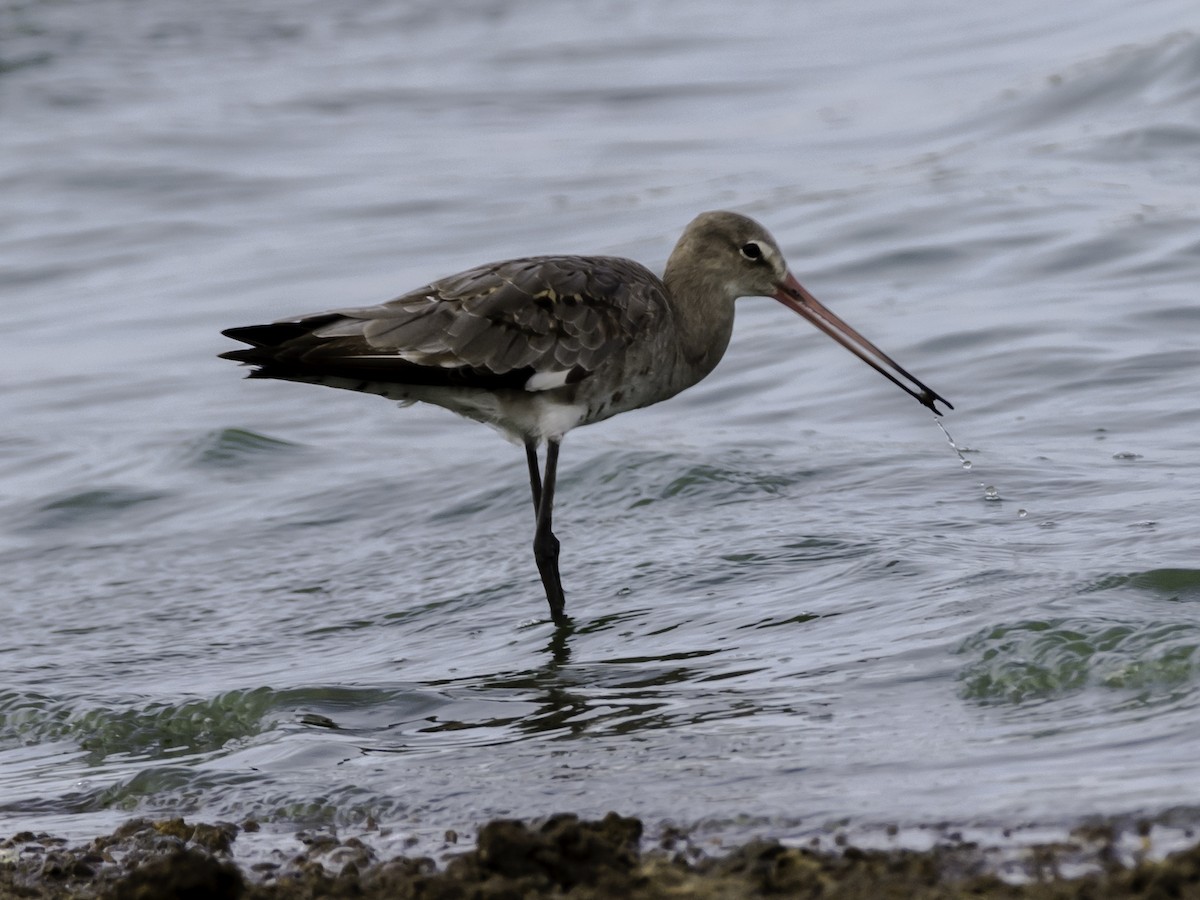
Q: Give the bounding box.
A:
[671,210,792,302]
[670,210,953,416]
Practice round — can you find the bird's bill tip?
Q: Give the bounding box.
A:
[771,273,953,416]
[917,388,954,416]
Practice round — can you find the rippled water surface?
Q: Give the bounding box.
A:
[3,0,1200,858]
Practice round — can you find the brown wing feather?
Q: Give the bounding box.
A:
[224,255,666,391]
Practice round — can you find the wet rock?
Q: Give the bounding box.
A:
[7,812,1200,899]
[450,811,643,895]
[191,822,239,854]
[38,848,96,880]
[103,847,243,900]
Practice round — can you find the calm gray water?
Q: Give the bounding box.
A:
[3,0,1200,861]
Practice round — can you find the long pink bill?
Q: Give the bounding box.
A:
[773,273,953,416]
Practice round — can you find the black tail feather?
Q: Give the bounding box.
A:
[220,321,535,392]
[221,318,341,349]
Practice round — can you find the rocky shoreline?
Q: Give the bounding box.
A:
[3,813,1199,899]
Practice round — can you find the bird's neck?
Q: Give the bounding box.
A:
[662,263,737,384]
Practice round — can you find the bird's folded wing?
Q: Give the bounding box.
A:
[293,255,666,388]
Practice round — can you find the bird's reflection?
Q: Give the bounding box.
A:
[359,610,740,752]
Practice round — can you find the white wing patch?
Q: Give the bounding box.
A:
[396,350,460,367]
[524,369,573,392]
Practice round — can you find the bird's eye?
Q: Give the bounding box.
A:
[740,241,764,261]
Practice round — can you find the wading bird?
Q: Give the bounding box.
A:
[221,211,951,626]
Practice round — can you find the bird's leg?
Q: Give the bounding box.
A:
[524,438,542,515]
[532,439,567,626]
[525,438,566,623]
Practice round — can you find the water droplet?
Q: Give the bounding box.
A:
[934,419,972,470]
[983,485,1001,501]
[1018,509,1028,518]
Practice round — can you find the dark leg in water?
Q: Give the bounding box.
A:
[524,439,543,514]
[525,438,566,625]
